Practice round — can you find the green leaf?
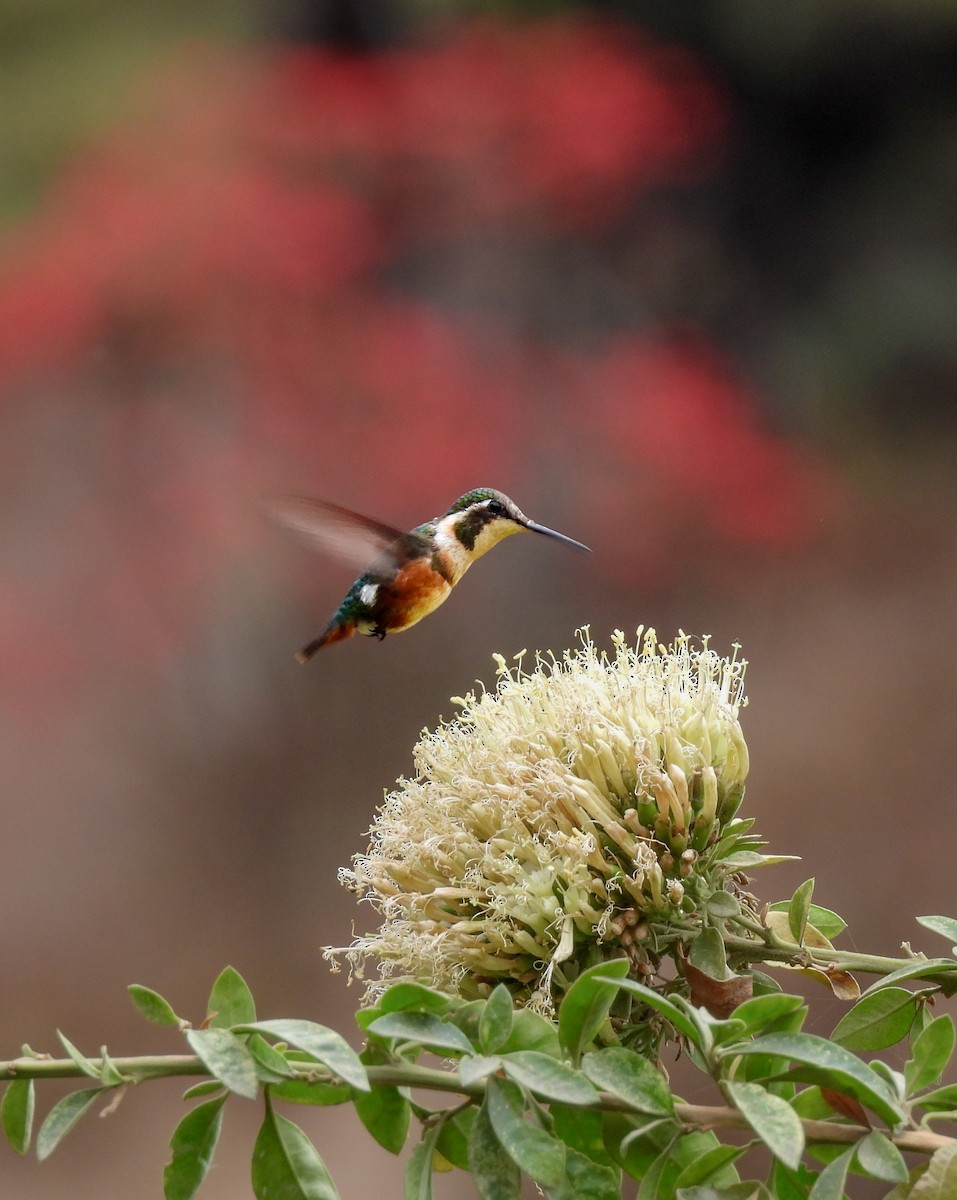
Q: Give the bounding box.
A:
[677,1185,768,1200]
[353,1084,410,1155]
[128,984,182,1027]
[266,1080,352,1106]
[705,891,742,919]
[768,902,846,940]
[673,1143,748,1189]
[500,1008,561,1057]
[545,1145,621,1200]
[378,982,455,1016]
[404,1122,441,1200]
[635,1133,682,1198]
[605,978,701,1046]
[1,1079,34,1154]
[771,1161,820,1200]
[723,1081,804,1170]
[36,1087,102,1161]
[479,985,514,1055]
[906,1016,956,1094]
[435,1106,475,1171]
[550,1106,616,1166]
[831,988,918,1051]
[910,1142,957,1198]
[468,1093,521,1200]
[501,1051,599,1106]
[730,994,805,1038]
[186,1028,259,1100]
[207,966,256,1029]
[688,926,730,980]
[366,1012,474,1057]
[247,1033,295,1081]
[917,916,957,949]
[807,1147,853,1200]
[238,1020,368,1092]
[460,1055,502,1088]
[486,1076,566,1187]
[182,1081,225,1101]
[163,1094,227,1200]
[855,1130,908,1184]
[581,1047,674,1117]
[559,958,631,1063]
[787,879,815,944]
[251,1104,339,1200]
[916,1082,957,1113]
[56,1031,99,1079]
[725,1032,904,1127]
[863,961,957,993]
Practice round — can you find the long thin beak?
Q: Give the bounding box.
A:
[526,521,591,553]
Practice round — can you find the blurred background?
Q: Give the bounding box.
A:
[1,1,956,1196]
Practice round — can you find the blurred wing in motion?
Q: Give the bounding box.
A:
[266,494,410,573]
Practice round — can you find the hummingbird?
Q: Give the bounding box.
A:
[269,487,590,662]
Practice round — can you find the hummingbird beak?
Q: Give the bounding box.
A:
[525,521,591,553]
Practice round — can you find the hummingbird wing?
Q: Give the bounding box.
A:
[266,494,430,573]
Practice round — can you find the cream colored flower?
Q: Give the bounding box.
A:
[327,628,755,1008]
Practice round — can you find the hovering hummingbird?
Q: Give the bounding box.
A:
[269,487,590,662]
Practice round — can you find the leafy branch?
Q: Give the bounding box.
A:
[4,917,957,1200]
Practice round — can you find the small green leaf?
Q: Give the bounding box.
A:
[479,985,514,1055]
[768,902,846,940]
[855,1130,908,1184]
[207,966,256,1029]
[634,1133,682,1198]
[673,1142,748,1189]
[354,1084,410,1155]
[730,994,805,1037]
[501,1051,599,1106]
[182,1081,225,1101]
[724,1081,804,1170]
[238,1020,368,1092]
[831,988,918,1051]
[499,1008,561,1057]
[251,1104,339,1200]
[1,1079,34,1154]
[36,1087,102,1161]
[546,1145,621,1200]
[163,1094,227,1200]
[916,1082,957,1112]
[705,891,742,919]
[247,1033,294,1081]
[906,1015,956,1094]
[459,1055,502,1088]
[726,1033,904,1127]
[378,982,455,1016]
[605,978,701,1046]
[468,1093,521,1200]
[367,1012,474,1058]
[910,1142,957,1198]
[688,927,730,980]
[863,961,957,993]
[808,1147,853,1200]
[404,1123,441,1200]
[56,1031,99,1080]
[581,1047,674,1117]
[678,1185,770,1200]
[917,916,957,949]
[435,1106,475,1171]
[787,879,815,944]
[266,1080,352,1106]
[486,1076,566,1187]
[186,1028,258,1100]
[128,984,182,1027]
[550,1106,616,1167]
[557,958,630,1064]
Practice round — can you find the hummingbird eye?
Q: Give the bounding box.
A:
[486,499,506,516]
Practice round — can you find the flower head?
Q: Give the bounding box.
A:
[328,628,758,1009]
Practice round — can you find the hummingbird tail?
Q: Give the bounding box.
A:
[295,620,355,663]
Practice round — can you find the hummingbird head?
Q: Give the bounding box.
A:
[443,488,590,560]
